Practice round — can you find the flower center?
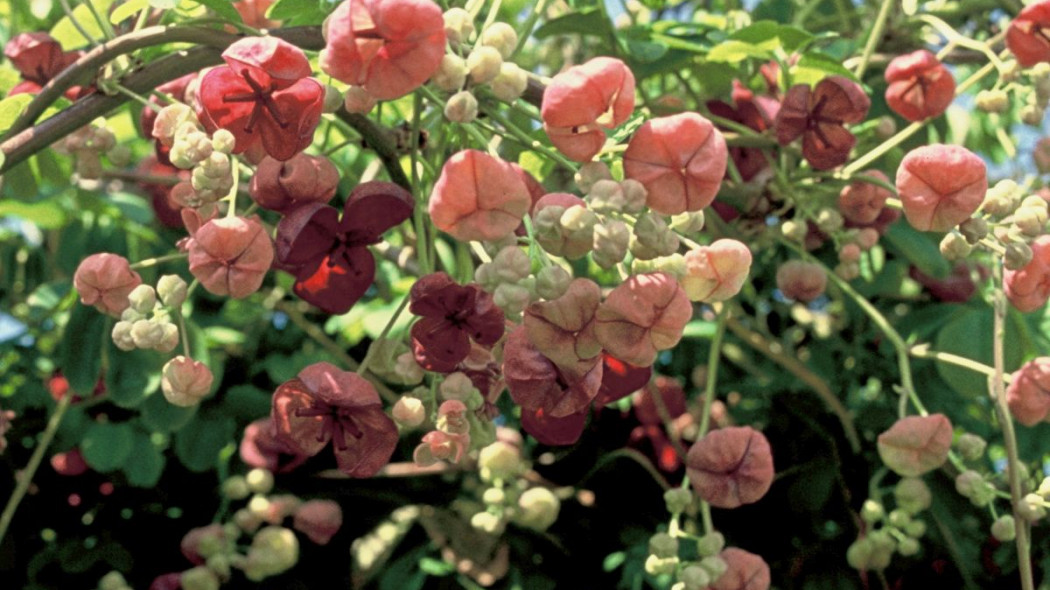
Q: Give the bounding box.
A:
[222,70,290,133]
[295,401,364,450]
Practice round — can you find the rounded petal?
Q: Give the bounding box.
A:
[504,326,603,418]
[594,272,693,367]
[876,414,953,477]
[542,57,636,162]
[271,378,330,457]
[686,427,775,509]
[222,36,312,89]
[838,171,891,224]
[1007,357,1050,426]
[624,113,727,215]
[681,239,752,302]
[595,354,652,406]
[250,154,339,213]
[1008,1,1050,67]
[332,405,399,477]
[884,50,955,122]
[188,216,275,298]
[1005,235,1050,312]
[520,407,588,446]
[775,260,827,302]
[710,548,772,590]
[429,150,532,242]
[896,144,987,232]
[340,181,415,240]
[292,249,376,314]
[258,78,325,161]
[73,253,142,317]
[523,278,602,366]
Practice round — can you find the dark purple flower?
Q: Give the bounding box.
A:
[409,272,505,373]
[277,181,413,314]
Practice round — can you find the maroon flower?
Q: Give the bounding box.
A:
[520,407,589,446]
[408,272,506,373]
[775,76,870,170]
[196,37,324,161]
[686,426,775,508]
[271,362,398,477]
[706,80,780,181]
[504,325,603,419]
[276,181,414,314]
[594,353,652,406]
[4,32,85,99]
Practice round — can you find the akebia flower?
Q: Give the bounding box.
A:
[320,0,446,101]
[838,171,891,224]
[623,112,728,215]
[775,76,870,170]
[523,278,602,367]
[240,418,309,473]
[196,37,324,161]
[686,426,774,509]
[74,253,142,317]
[161,356,214,407]
[276,181,413,314]
[775,260,827,302]
[1007,358,1050,426]
[1005,235,1050,312]
[876,414,952,477]
[504,326,603,418]
[429,150,532,242]
[594,272,693,367]
[541,57,636,162]
[710,548,772,590]
[271,362,398,477]
[292,500,343,545]
[188,215,274,298]
[409,272,505,373]
[250,154,339,213]
[4,32,84,98]
[884,50,955,122]
[896,144,986,232]
[520,407,589,446]
[1008,0,1050,67]
[680,239,752,302]
[596,353,652,405]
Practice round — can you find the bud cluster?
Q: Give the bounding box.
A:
[152,104,236,207]
[466,437,561,535]
[412,372,495,466]
[940,179,1048,271]
[475,245,536,316]
[111,275,187,353]
[433,12,528,123]
[848,477,931,571]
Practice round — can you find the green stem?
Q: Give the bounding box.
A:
[0,393,74,546]
[696,306,730,534]
[356,294,411,377]
[129,252,187,269]
[854,0,894,80]
[909,346,1009,382]
[991,262,1034,590]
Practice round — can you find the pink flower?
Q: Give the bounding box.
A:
[531,193,594,259]
[1005,235,1050,312]
[413,429,470,464]
[838,171,891,224]
[775,260,827,302]
[293,500,343,545]
[409,272,506,373]
[686,426,775,509]
[884,50,955,122]
[681,239,752,302]
[161,356,214,407]
[240,418,309,473]
[275,181,413,314]
[1007,358,1050,426]
[896,144,986,232]
[3,32,85,99]
[541,57,636,162]
[249,154,339,213]
[876,414,952,477]
[271,362,398,477]
[523,278,602,367]
[706,80,780,181]
[429,150,532,242]
[320,0,446,101]
[775,76,870,170]
[594,272,693,367]
[188,216,275,298]
[73,253,142,317]
[1008,0,1050,67]
[623,112,727,215]
[710,547,772,590]
[196,37,324,161]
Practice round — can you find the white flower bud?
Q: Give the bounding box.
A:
[515,487,560,531]
[490,62,528,102]
[432,54,468,92]
[444,90,479,123]
[127,284,157,314]
[467,46,503,85]
[211,129,236,154]
[443,7,475,45]
[112,321,137,351]
[154,322,180,353]
[575,161,613,194]
[157,274,189,308]
[392,396,426,428]
[479,22,518,59]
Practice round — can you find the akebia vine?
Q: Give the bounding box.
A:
[4,0,1050,589]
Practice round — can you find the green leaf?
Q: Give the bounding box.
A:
[50,0,117,49]
[0,198,67,229]
[730,21,812,52]
[266,0,330,24]
[111,0,149,24]
[0,94,32,130]
[934,307,1025,398]
[706,40,773,63]
[418,556,455,576]
[105,346,161,408]
[122,430,166,486]
[190,0,241,21]
[791,53,859,86]
[109,193,155,225]
[58,303,107,394]
[534,8,609,39]
[882,222,949,279]
[81,422,135,472]
[174,414,235,472]
[140,391,198,433]
[603,551,626,572]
